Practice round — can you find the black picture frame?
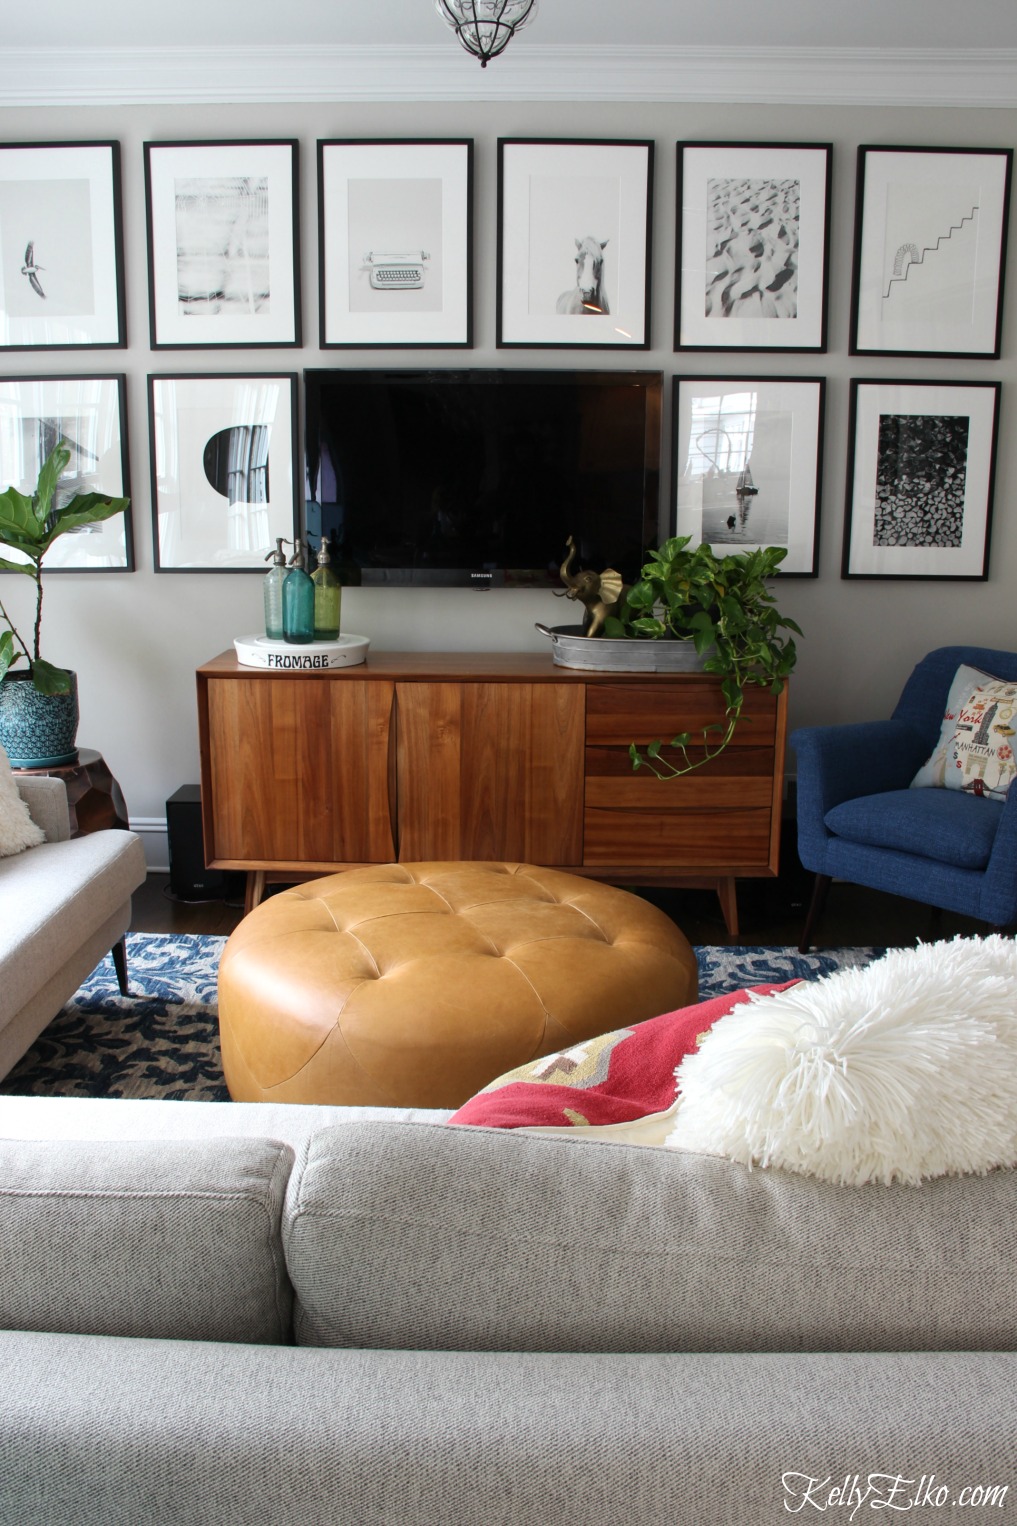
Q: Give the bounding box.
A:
[842,379,1001,580]
[148,372,299,572]
[144,139,301,350]
[318,139,473,349]
[675,141,831,354]
[497,138,653,350]
[671,374,824,577]
[849,145,1013,359]
[0,141,126,352]
[0,373,133,571]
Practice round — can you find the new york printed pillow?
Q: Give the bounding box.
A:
[911,663,1017,801]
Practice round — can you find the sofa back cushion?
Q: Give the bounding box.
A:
[0,1135,293,1343]
[284,1119,1017,1353]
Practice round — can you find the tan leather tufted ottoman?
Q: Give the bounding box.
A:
[217,861,699,1109]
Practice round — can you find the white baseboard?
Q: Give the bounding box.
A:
[129,816,169,873]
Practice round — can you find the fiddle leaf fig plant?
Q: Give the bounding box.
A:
[0,440,130,695]
[602,535,801,779]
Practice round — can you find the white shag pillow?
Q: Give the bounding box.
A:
[0,741,46,858]
[667,935,1017,1187]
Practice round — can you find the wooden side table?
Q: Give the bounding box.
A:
[14,748,129,837]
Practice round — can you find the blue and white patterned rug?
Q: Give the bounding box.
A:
[0,933,882,1103]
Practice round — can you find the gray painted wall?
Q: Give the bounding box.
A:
[1,97,1013,866]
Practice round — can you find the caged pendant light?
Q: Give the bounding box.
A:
[434,0,539,67]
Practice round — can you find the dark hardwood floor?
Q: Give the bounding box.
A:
[131,822,989,950]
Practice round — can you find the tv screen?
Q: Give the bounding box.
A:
[304,368,662,588]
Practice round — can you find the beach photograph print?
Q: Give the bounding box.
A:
[498,139,652,349]
[145,141,300,349]
[673,376,822,575]
[0,142,124,350]
[318,140,472,348]
[843,380,1000,579]
[676,142,830,352]
[851,146,1013,357]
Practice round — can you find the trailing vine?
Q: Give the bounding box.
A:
[602,536,801,779]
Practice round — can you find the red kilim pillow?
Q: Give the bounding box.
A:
[447,982,799,1130]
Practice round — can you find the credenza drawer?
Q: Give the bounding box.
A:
[584,682,777,748]
[584,803,773,867]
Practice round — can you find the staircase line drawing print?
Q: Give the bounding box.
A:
[882,203,978,304]
[850,145,1012,359]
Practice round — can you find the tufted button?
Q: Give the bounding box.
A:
[218,861,699,1108]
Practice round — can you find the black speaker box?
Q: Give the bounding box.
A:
[166,784,233,901]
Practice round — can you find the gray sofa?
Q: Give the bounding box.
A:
[1,1094,1014,1526]
[0,774,147,1080]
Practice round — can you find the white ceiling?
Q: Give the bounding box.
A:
[6,0,1017,51]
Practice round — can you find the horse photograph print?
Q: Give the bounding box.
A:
[556,235,610,315]
[522,171,618,320]
[497,138,652,349]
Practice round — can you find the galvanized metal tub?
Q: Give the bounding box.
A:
[535,623,711,673]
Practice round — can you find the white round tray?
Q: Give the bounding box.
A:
[233,633,370,670]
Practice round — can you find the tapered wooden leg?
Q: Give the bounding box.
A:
[716,877,739,938]
[799,873,832,954]
[245,870,266,914]
[111,936,130,996]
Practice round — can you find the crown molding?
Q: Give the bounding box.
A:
[1,44,1014,109]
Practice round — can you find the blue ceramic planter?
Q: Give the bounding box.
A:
[0,669,79,768]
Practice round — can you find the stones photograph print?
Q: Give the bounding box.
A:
[874,412,969,548]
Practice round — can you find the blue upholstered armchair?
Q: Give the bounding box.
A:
[791,646,1017,951]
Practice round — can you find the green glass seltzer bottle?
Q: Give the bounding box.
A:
[263,537,288,640]
[282,541,315,644]
[312,535,341,641]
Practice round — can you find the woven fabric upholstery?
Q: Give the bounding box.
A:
[284,1119,1017,1354]
[892,646,1017,746]
[825,787,1003,869]
[792,645,1017,928]
[3,1332,1015,1526]
[0,828,147,1025]
[15,774,70,843]
[0,1136,293,1344]
[218,861,698,1108]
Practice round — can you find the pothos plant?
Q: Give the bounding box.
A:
[0,440,130,695]
[602,535,802,779]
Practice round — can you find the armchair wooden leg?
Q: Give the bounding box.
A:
[799,874,832,954]
[111,936,130,996]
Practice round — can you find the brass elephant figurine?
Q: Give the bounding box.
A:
[555,535,628,638]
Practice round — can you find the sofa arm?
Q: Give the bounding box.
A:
[15,776,71,843]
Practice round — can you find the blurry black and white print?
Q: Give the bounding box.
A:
[174,176,271,317]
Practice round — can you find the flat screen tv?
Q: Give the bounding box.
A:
[303,368,662,588]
